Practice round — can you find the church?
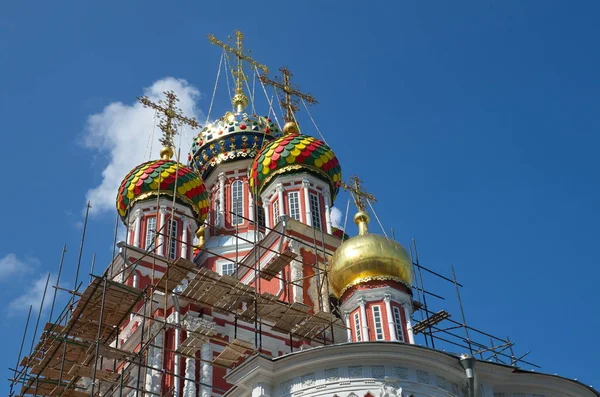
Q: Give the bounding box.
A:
[12,31,598,397]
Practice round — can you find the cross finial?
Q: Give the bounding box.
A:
[138,91,200,160]
[208,30,269,112]
[260,67,318,125]
[341,175,377,213]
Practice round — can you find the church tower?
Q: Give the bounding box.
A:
[328,177,415,343]
[248,68,342,235]
[115,91,209,291]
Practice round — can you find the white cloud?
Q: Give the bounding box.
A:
[82,77,204,215]
[330,207,343,229]
[8,273,56,315]
[0,253,36,281]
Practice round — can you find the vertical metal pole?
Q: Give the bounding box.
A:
[72,202,91,306]
[90,276,108,396]
[27,274,51,363]
[89,253,97,283]
[412,239,434,348]
[48,245,67,324]
[135,293,149,397]
[111,212,120,264]
[118,367,125,397]
[451,265,472,354]
[507,336,516,366]
[9,305,32,396]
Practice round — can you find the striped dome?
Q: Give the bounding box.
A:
[116,159,209,223]
[248,133,342,203]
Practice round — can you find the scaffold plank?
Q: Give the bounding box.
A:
[261,249,298,281]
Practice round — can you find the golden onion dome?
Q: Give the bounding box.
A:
[328,211,414,298]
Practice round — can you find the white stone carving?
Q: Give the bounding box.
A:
[325,368,339,381]
[379,377,404,397]
[416,370,429,384]
[183,315,216,332]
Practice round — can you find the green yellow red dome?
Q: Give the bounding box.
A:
[248,133,342,202]
[116,159,209,223]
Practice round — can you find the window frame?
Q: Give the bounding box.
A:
[309,193,322,230]
[371,305,384,340]
[145,216,157,251]
[272,199,280,225]
[288,191,301,221]
[219,261,235,276]
[231,180,244,226]
[353,312,362,342]
[393,306,405,342]
[167,218,178,260]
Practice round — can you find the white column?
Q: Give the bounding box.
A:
[127,224,134,245]
[157,206,167,256]
[248,185,255,224]
[133,209,143,247]
[324,191,333,234]
[183,356,196,397]
[144,328,163,396]
[173,311,181,397]
[218,173,226,227]
[252,382,272,397]
[200,343,213,397]
[344,311,352,342]
[263,202,270,230]
[181,218,190,259]
[276,183,285,217]
[358,298,370,342]
[302,180,312,226]
[384,295,397,341]
[403,304,415,344]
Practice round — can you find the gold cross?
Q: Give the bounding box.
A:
[341,175,377,212]
[260,67,317,122]
[208,30,269,111]
[138,91,200,158]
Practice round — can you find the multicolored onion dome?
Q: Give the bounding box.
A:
[116,159,209,223]
[248,133,342,202]
[188,112,280,180]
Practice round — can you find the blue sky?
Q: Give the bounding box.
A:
[1,0,599,391]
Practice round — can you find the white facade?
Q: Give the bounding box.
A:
[224,343,598,397]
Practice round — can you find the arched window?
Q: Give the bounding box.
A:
[231,180,244,225]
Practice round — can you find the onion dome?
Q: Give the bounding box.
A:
[188,112,281,180]
[328,211,414,298]
[248,123,342,203]
[116,159,209,223]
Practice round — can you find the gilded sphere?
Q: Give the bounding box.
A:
[328,232,414,298]
[160,146,174,160]
[283,121,299,135]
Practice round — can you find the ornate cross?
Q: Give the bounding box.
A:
[208,30,269,111]
[260,67,317,122]
[138,91,200,157]
[341,175,377,212]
